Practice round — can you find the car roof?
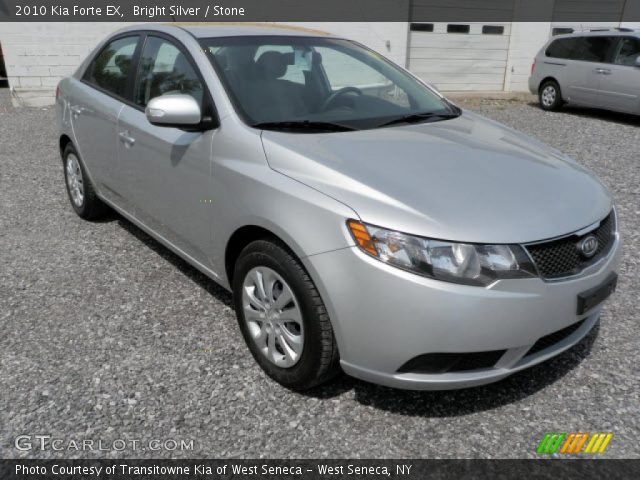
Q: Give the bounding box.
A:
[552,29,640,39]
[172,23,334,38]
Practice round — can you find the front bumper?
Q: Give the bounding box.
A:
[303,234,621,390]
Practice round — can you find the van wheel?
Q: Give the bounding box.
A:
[539,80,563,111]
[232,239,340,390]
[62,143,109,220]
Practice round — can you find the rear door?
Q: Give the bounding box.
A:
[116,33,218,265]
[70,34,141,202]
[599,36,640,113]
[542,37,580,101]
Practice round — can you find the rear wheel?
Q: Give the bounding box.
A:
[232,239,340,390]
[539,80,563,111]
[62,143,108,220]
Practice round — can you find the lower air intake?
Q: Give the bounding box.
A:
[397,350,506,374]
[525,319,586,357]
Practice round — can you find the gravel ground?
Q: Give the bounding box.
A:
[0,89,638,459]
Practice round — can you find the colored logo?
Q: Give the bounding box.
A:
[577,234,598,258]
[537,432,613,454]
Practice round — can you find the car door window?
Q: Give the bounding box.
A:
[84,36,139,98]
[546,38,579,59]
[571,36,615,62]
[135,36,204,108]
[613,37,640,66]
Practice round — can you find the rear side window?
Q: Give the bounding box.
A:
[134,36,204,107]
[84,36,139,98]
[545,38,578,59]
[613,37,640,66]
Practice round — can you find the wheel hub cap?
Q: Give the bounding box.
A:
[242,266,304,368]
[65,154,84,207]
[542,86,556,107]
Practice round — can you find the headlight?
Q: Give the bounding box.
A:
[347,220,537,286]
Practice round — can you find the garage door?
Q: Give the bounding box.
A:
[408,21,512,91]
[408,0,515,91]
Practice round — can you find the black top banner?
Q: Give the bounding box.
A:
[1,0,640,22]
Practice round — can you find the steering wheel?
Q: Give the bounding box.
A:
[320,86,363,112]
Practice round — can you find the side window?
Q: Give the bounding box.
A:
[545,38,577,59]
[613,37,640,66]
[571,36,615,62]
[85,36,139,98]
[134,36,204,108]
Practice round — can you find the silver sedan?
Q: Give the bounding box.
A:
[56,24,620,390]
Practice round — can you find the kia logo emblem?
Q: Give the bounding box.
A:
[578,235,598,258]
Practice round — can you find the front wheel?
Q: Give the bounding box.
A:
[232,239,340,390]
[539,80,564,111]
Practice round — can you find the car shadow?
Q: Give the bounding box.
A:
[303,324,599,416]
[109,210,599,415]
[527,102,640,127]
[115,215,234,308]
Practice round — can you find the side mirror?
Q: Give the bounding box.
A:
[145,94,201,128]
[635,55,640,68]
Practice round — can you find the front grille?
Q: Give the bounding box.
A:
[525,212,615,279]
[525,319,586,357]
[397,350,506,374]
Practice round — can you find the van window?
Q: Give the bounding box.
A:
[571,36,615,62]
[613,37,640,66]
[546,36,615,62]
[546,38,578,59]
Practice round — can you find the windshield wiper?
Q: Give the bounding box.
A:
[376,111,460,128]
[251,120,357,132]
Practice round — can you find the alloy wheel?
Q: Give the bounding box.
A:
[65,153,84,207]
[242,266,304,368]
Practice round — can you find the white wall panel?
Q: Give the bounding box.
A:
[408,22,512,91]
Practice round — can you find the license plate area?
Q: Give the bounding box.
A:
[577,272,617,315]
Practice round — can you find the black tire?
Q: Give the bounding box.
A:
[539,80,564,111]
[62,143,109,220]
[232,239,340,390]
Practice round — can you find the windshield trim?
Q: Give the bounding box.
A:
[199,35,458,133]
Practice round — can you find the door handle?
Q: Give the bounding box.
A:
[70,105,84,115]
[118,131,136,146]
[595,68,612,75]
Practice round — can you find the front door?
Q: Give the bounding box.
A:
[117,34,217,266]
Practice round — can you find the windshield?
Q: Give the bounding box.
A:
[200,36,459,131]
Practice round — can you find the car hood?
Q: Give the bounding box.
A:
[261,111,612,244]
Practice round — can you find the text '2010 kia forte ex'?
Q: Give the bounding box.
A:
[56,24,620,391]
